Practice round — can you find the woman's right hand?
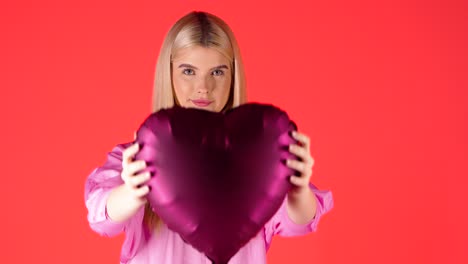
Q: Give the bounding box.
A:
[121,141,152,201]
[106,134,152,222]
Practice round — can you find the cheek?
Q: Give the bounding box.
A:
[173,78,190,103]
[214,78,232,110]
[216,77,231,95]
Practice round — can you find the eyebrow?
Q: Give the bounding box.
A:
[177,63,229,71]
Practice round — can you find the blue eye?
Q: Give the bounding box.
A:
[183,69,195,75]
[212,69,224,76]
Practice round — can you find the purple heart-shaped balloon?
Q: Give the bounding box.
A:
[134,103,298,264]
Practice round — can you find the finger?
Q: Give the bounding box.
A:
[133,185,151,198]
[286,159,307,174]
[121,170,130,182]
[290,175,310,187]
[122,142,140,165]
[287,159,313,181]
[292,131,311,148]
[289,144,311,163]
[125,160,147,176]
[128,172,152,188]
[134,131,137,140]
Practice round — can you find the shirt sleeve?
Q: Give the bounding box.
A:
[84,142,148,263]
[264,183,334,250]
[84,142,135,237]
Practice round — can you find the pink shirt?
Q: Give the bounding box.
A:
[84,142,333,264]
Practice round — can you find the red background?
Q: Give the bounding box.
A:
[1,0,467,263]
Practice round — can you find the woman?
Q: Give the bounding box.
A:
[85,11,333,264]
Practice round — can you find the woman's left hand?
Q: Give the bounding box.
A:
[287,131,315,191]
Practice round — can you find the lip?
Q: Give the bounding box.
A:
[191,99,213,107]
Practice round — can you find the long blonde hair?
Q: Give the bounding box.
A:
[145,11,248,231]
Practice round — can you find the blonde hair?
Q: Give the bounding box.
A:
[151,11,247,113]
[144,11,248,231]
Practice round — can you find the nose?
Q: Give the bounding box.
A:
[197,87,208,94]
[196,76,213,94]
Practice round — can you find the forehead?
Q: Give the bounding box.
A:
[172,45,230,67]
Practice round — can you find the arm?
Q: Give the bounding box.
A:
[84,142,142,236]
[286,184,317,224]
[85,142,148,262]
[106,141,152,222]
[264,183,333,250]
[286,131,332,224]
[106,182,147,222]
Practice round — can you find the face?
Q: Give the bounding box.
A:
[172,45,232,112]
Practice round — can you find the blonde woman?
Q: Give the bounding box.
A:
[85,11,333,264]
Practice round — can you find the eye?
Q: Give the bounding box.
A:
[182,69,195,75]
[212,69,225,76]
